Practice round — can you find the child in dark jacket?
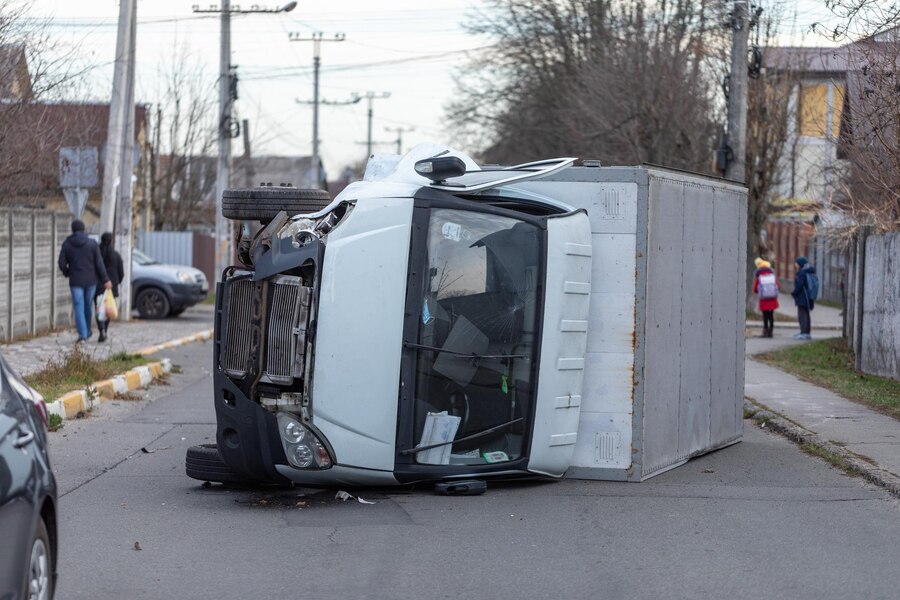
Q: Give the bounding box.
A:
[791,256,816,339]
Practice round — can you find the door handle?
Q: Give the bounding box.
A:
[13,431,35,448]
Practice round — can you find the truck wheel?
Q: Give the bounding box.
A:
[222,187,332,221]
[185,444,253,485]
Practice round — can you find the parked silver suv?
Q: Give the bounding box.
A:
[132,249,208,319]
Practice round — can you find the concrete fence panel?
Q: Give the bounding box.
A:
[0,208,73,342]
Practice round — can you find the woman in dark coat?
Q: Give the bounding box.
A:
[96,232,125,342]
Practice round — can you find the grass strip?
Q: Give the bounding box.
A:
[24,345,150,401]
[755,337,900,419]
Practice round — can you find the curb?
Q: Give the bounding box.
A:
[44,326,214,422]
[47,359,172,420]
[137,328,213,356]
[744,398,900,499]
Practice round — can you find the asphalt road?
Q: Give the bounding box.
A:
[49,341,900,600]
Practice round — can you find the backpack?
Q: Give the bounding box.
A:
[805,271,819,302]
[758,272,778,300]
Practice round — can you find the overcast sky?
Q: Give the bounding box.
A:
[33,0,837,179]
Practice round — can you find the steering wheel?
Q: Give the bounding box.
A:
[442,380,470,432]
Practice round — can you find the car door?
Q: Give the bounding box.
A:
[0,370,40,597]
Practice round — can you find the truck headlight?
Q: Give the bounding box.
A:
[276,412,333,469]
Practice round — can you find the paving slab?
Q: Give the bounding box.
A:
[0,305,213,376]
[745,330,900,485]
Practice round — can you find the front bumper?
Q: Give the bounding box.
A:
[213,372,290,484]
[169,282,207,308]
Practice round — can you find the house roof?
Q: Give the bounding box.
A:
[0,102,148,197]
[763,46,851,74]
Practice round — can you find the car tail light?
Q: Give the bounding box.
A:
[33,398,49,429]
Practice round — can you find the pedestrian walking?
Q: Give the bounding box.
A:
[57,220,112,342]
[95,232,124,343]
[791,256,818,340]
[753,257,779,338]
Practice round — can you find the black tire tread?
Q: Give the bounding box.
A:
[185,444,253,484]
[222,187,332,221]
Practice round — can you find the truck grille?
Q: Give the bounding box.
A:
[265,280,310,384]
[221,278,256,378]
[219,274,311,385]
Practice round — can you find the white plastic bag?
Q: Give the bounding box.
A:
[95,294,107,322]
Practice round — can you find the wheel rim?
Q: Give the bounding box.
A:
[139,290,166,318]
[28,537,50,600]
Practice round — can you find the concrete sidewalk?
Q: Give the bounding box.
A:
[748,291,844,332]
[0,305,214,377]
[745,329,900,495]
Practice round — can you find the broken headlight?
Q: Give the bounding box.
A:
[276,412,333,469]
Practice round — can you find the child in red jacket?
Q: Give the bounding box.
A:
[753,258,780,337]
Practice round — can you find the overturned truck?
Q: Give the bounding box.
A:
[187,145,747,487]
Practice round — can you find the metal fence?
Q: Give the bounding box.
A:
[136,230,215,284]
[809,234,850,305]
[0,209,73,341]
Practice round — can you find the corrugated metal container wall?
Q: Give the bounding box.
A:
[519,167,747,481]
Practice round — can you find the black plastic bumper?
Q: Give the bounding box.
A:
[213,372,290,484]
[169,282,208,308]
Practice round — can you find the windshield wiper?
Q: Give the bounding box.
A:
[400,417,524,456]
[403,342,529,361]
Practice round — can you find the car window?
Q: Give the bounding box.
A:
[132,249,157,265]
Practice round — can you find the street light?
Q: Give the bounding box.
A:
[191,0,296,283]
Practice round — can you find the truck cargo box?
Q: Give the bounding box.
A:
[517,166,748,481]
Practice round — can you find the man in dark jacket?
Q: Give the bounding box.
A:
[791,256,816,340]
[57,220,112,341]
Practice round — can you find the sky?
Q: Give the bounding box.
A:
[31,0,838,180]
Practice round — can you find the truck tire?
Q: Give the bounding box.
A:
[222,187,332,221]
[185,444,253,484]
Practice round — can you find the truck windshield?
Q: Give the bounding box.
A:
[411,208,542,466]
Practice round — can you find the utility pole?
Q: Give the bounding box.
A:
[385,126,414,155]
[116,10,137,320]
[192,1,297,283]
[352,91,391,159]
[725,0,750,183]
[241,118,254,187]
[289,31,345,187]
[100,0,136,235]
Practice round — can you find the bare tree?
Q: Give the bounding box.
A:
[743,12,798,295]
[448,0,728,173]
[0,0,93,201]
[835,38,900,231]
[817,0,900,40]
[149,47,217,230]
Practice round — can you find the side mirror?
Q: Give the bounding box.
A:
[415,156,467,184]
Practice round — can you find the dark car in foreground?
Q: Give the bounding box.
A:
[132,249,209,319]
[0,354,57,600]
